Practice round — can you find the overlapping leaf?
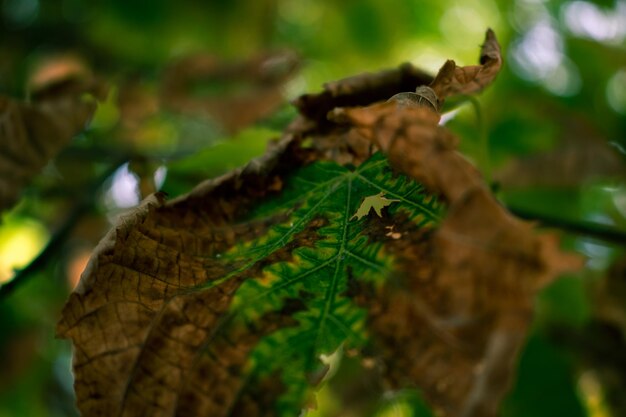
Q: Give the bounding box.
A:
[57,137,441,416]
[0,61,101,212]
[58,30,581,417]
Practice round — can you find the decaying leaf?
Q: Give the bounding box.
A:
[57,136,441,416]
[0,65,101,212]
[58,30,581,417]
[293,62,433,122]
[429,28,502,101]
[332,99,581,417]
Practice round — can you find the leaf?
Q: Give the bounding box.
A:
[331,96,582,416]
[351,192,399,220]
[429,28,502,101]
[0,73,101,213]
[161,51,300,133]
[495,118,626,188]
[57,133,441,416]
[293,62,433,122]
[58,29,580,417]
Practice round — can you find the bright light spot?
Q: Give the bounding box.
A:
[154,165,167,190]
[606,69,626,114]
[0,218,48,284]
[440,5,488,44]
[511,19,564,79]
[439,108,460,125]
[2,0,38,28]
[377,398,412,417]
[562,1,626,44]
[612,186,626,219]
[402,44,452,74]
[510,18,582,96]
[319,345,343,383]
[278,0,322,26]
[577,238,613,270]
[578,371,611,417]
[509,0,550,31]
[543,59,582,96]
[105,163,140,209]
[283,74,308,101]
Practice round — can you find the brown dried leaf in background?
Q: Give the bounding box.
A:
[0,57,102,212]
[161,51,300,133]
[495,118,626,188]
[430,29,502,101]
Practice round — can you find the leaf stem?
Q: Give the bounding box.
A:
[466,96,491,184]
[0,158,128,300]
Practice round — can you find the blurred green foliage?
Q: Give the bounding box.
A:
[1,0,625,416]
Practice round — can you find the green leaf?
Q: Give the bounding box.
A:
[57,151,442,417]
[229,153,440,411]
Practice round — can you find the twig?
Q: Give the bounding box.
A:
[508,206,626,246]
[0,159,128,299]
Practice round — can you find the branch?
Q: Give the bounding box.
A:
[0,159,128,299]
[508,206,626,246]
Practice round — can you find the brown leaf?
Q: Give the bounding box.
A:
[335,100,581,417]
[57,29,580,417]
[430,29,502,100]
[56,133,315,416]
[293,62,433,123]
[161,51,300,133]
[495,118,626,188]
[0,73,100,212]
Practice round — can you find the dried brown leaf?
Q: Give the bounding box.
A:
[57,29,581,417]
[0,72,100,212]
[56,132,315,416]
[293,62,433,123]
[335,100,581,417]
[430,29,502,100]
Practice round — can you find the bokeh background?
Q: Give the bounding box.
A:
[1,0,625,416]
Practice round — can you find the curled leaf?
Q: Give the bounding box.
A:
[334,100,582,416]
[0,69,101,212]
[57,29,580,417]
[294,62,433,122]
[430,29,502,101]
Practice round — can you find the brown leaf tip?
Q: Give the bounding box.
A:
[480,28,501,65]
